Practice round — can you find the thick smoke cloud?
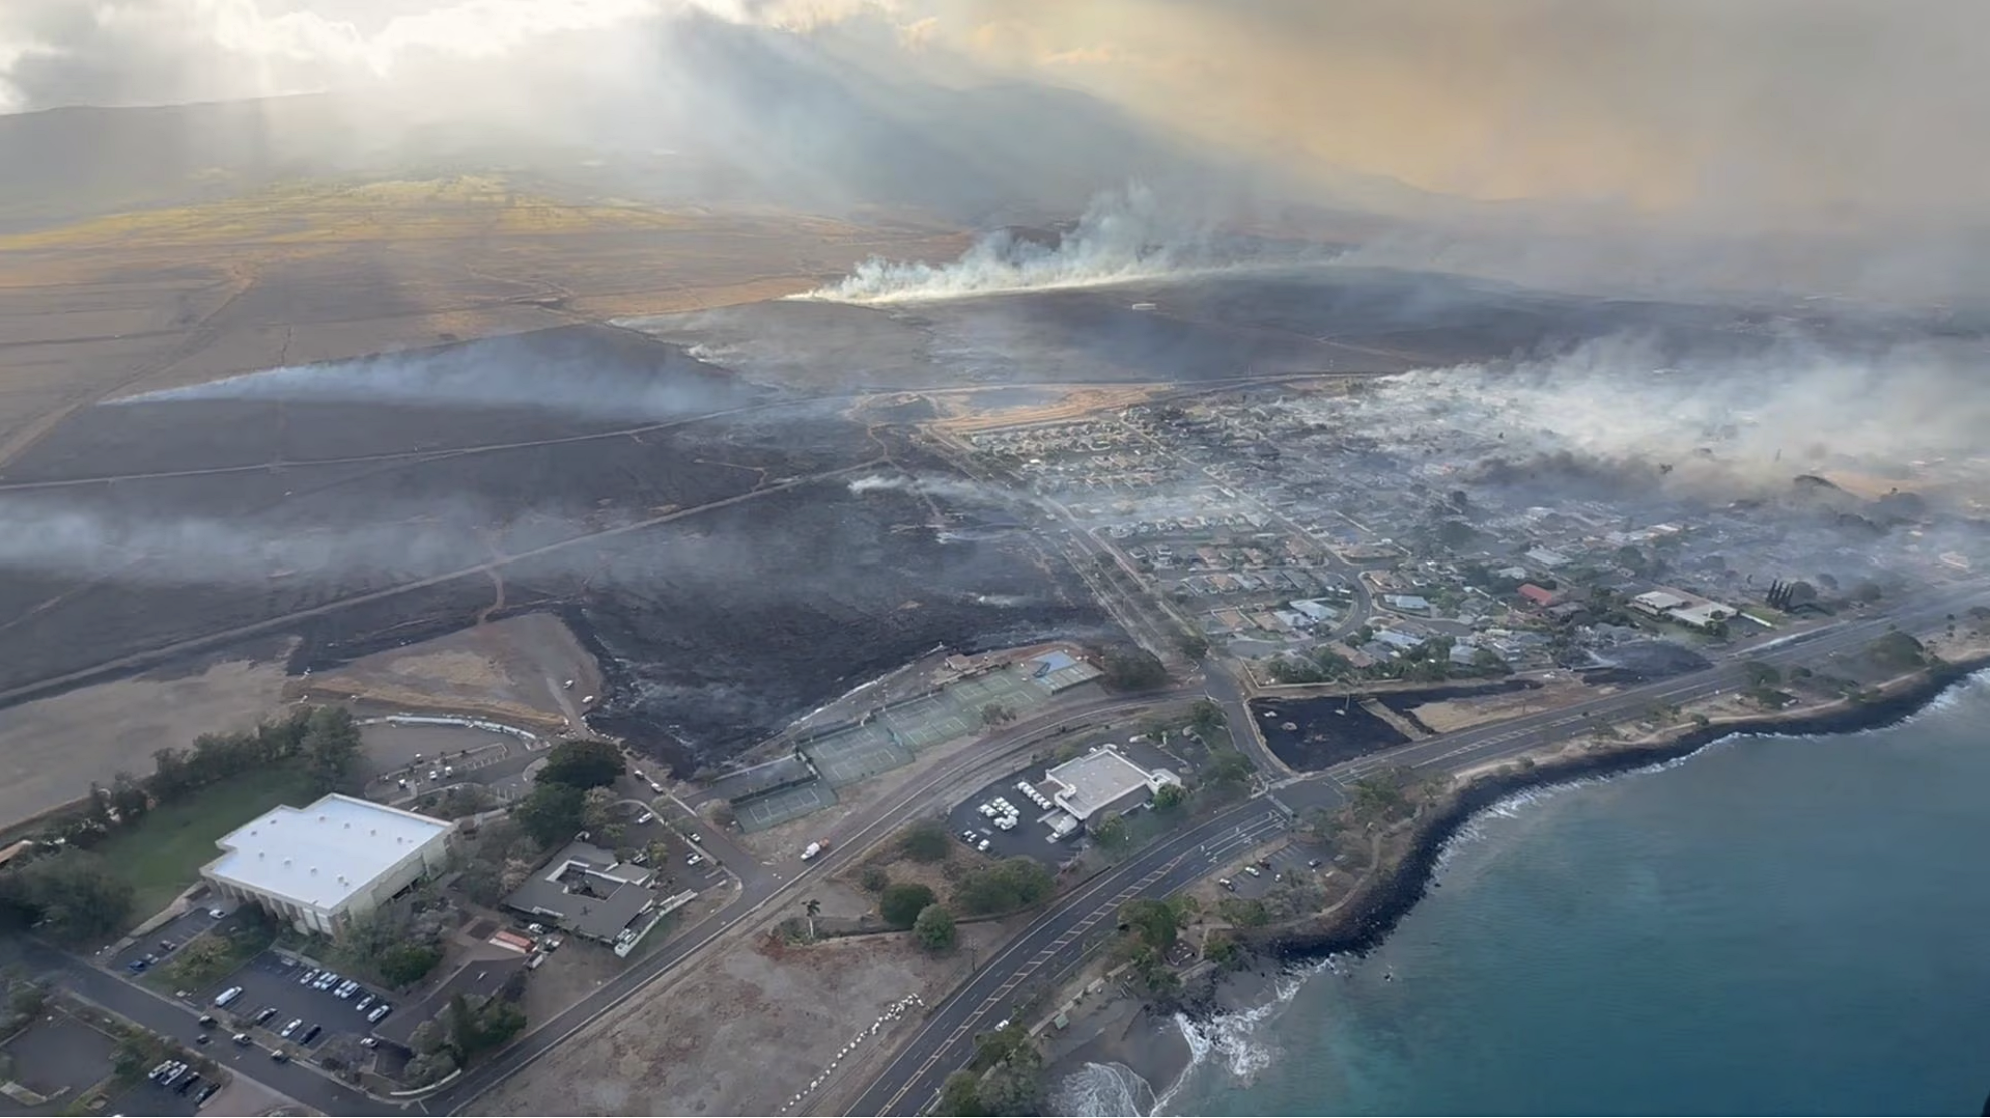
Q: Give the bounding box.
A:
[1376,333,1990,499]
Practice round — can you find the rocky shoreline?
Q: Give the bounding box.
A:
[1044,653,1990,1113]
[1253,652,1990,965]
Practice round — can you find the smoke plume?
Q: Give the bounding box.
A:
[799,184,1224,303]
[115,337,754,422]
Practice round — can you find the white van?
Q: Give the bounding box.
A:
[213,986,243,1008]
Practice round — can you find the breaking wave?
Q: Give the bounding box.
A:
[795,184,1206,304]
[1051,1061,1158,1117]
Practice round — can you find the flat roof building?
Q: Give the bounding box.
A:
[201,795,453,936]
[1041,747,1179,830]
[1632,590,1690,617]
[1671,601,1736,631]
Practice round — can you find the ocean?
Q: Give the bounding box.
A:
[1146,671,1990,1117]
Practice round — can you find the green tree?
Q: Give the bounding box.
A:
[581,787,618,832]
[302,706,364,794]
[378,942,444,987]
[979,702,1014,728]
[1204,931,1247,970]
[937,1071,986,1117]
[1098,645,1168,691]
[953,857,1055,915]
[1350,775,1408,823]
[1205,749,1255,787]
[536,739,625,791]
[880,882,938,928]
[802,898,821,940]
[1152,783,1188,812]
[1091,812,1130,850]
[1741,660,1782,689]
[514,782,588,847]
[1868,630,1926,669]
[4,848,132,939]
[858,864,890,893]
[913,903,957,951]
[1188,700,1227,738]
[1119,897,1185,952]
[901,819,952,863]
[1176,632,1211,660]
[407,1019,448,1057]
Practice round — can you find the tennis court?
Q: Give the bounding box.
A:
[734,781,839,833]
[804,724,916,788]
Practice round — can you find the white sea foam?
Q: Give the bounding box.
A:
[1153,963,1336,1114]
[1051,1061,1157,1117]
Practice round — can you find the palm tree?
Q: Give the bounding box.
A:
[803,898,821,941]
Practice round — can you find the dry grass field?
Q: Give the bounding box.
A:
[0,174,962,468]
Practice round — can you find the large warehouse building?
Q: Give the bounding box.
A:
[200,794,454,935]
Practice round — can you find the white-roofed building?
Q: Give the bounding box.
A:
[201,794,454,935]
[1039,747,1180,836]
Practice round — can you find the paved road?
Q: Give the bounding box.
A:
[846,803,1294,1117]
[845,583,1990,1115]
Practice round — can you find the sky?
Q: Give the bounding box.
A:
[2,1,1986,237]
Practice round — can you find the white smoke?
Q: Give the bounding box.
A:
[1357,332,1990,490]
[0,498,566,586]
[846,473,1010,503]
[114,342,744,422]
[797,184,1213,304]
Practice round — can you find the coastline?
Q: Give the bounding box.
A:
[1045,651,1990,1114]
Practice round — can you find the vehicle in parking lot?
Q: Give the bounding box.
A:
[1218,877,1236,891]
[126,959,148,973]
[314,971,340,990]
[213,986,243,1007]
[977,838,991,852]
[299,1024,322,1045]
[367,1002,393,1023]
[686,833,703,844]
[355,994,375,1012]
[297,968,318,986]
[360,1037,379,1048]
[336,979,360,999]
[279,1018,302,1038]
[207,908,226,919]
[685,852,703,866]
[253,1006,278,1026]
[174,1072,201,1094]
[637,811,654,824]
[194,1081,219,1106]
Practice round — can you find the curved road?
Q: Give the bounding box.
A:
[845,583,1990,1115]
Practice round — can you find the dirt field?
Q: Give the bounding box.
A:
[473,923,1008,1117]
[0,652,293,831]
[297,612,601,731]
[1410,680,1594,733]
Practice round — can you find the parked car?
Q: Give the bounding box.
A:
[367,1003,393,1023]
[355,995,375,1012]
[299,1024,322,1045]
[279,1018,301,1038]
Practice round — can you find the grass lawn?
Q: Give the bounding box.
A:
[96,765,318,927]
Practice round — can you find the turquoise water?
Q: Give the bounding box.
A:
[1165,672,1990,1117]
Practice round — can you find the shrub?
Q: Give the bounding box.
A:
[913,904,956,951]
[880,883,938,928]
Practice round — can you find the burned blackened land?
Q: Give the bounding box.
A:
[1251,695,1413,772]
[0,327,1113,773]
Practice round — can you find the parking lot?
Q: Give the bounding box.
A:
[201,952,394,1055]
[110,903,231,977]
[1214,841,1324,899]
[943,766,1068,867]
[609,798,728,894]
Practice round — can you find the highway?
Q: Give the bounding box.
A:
[42,587,1987,1116]
[845,803,1292,1118]
[845,583,1990,1115]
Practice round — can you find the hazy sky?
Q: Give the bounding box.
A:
[2,0,1985,232]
